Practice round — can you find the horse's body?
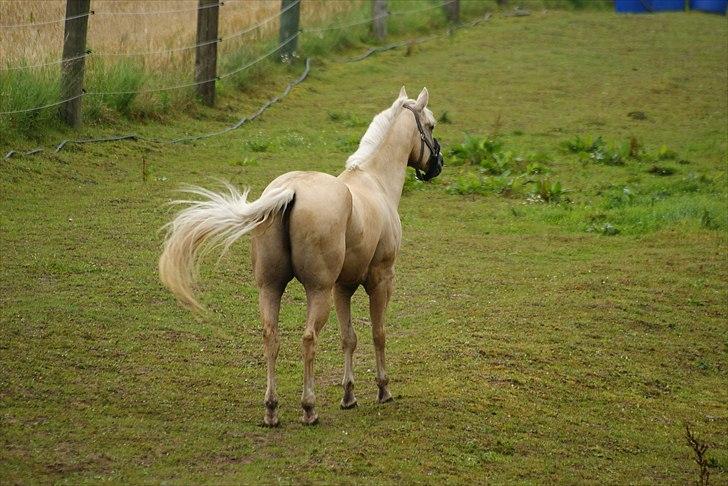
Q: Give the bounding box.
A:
[159,87,442,425]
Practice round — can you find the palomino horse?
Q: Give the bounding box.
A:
[159,86,443,425]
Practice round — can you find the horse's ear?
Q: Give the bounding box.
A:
[399,85,408,99]
[414,87,429,111]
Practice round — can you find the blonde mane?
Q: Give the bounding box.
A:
[345,97,407,169]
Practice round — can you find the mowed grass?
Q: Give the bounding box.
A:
[1,10,726,484]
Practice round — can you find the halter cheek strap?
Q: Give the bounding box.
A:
[402,104,442,181]
[403,104,430,163]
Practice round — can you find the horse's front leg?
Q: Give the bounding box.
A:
[335,284,358,409]
[366,271,394,403]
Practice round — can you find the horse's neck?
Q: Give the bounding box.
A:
[354,113,412,208]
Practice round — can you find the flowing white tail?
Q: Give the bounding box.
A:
[159,182,294,310]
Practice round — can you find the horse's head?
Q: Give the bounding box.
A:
[400,86,443,181]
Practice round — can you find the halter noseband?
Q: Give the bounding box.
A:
[402,104,443,181]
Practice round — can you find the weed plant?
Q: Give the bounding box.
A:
[445,132,725,236]
[446,134,565,202]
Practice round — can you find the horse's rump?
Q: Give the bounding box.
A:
[260,171,353,288]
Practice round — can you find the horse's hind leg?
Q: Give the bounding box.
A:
[300,287,333,425]
[259,285,285,426]
[252,216,292,427]
[366,268,395,403]
[335,284,358,409]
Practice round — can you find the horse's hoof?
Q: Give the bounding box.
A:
[263,415,279,427]
[301,412,319,425]
[378,389,393,404]
[301,405,319,425]
[340,398,358,410]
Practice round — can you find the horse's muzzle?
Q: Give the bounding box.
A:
[417,138,443,182]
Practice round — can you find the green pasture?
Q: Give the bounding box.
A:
[1,9,726,485]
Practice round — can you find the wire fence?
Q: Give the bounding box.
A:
[0,1,300,71]
[1,0,458,117]
[1,0,487,159]
[3,7,491,160]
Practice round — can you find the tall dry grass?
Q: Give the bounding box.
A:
[1,0,476,138]
[0,0,366,135]
[0,0,360,69]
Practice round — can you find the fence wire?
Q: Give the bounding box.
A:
[0,10,93,29]
[93,2,225,17]
[0,52,90,71]
[0,2,228,29]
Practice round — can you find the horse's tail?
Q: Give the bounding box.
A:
[159,182,294,311]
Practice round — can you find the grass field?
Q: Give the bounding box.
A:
[1,8,727,485]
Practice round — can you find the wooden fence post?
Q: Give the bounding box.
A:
[195,0,220,106]
[444,0,460,23]
[59,0,91,128]
[372,0,388,40]
[279,0,301,61]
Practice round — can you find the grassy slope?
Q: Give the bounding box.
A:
[1,10,727,485]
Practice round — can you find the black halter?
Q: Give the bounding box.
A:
[402,104,443,181]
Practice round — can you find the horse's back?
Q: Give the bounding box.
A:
[258,171,352,288]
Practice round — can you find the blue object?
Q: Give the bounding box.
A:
[690,0,727,13]
[616,0,686,12]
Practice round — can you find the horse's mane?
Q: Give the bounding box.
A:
[345,97,407,169]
